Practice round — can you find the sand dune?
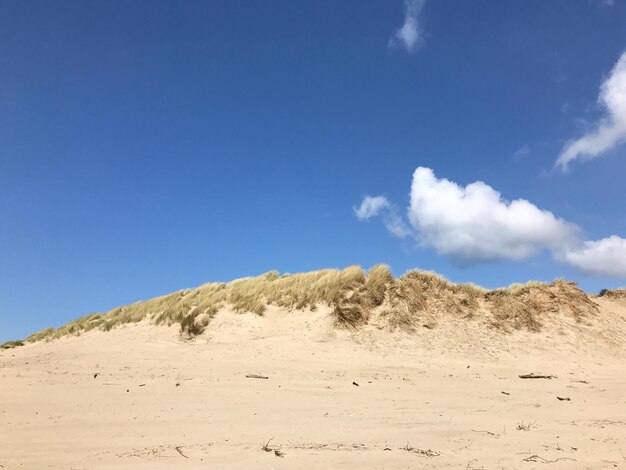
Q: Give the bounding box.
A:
[2,294,626,468]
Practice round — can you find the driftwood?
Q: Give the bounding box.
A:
[522,454,576,463]
[519,373,555,379]
[246,374,269,380]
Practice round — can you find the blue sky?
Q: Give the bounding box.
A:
[2,0,626,341]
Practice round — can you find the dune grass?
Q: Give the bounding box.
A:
[15,265,599,346]
[598,288,626,299]
[1,340,24,349]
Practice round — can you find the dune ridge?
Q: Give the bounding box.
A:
[4,265,622,349]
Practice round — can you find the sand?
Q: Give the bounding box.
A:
[1,299,626,469]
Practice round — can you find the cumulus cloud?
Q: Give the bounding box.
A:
[561,236,626,278]
[355,167,626,278]
[354,196,411,238]
[389,0,425,53]
[556,51,626,171]
[407,167,577,264]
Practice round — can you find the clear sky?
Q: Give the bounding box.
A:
[2,0,626,342]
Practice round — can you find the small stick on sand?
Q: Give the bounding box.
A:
[246,374,269,380]
[175,446,189,458]
[522,454,576,463]
[519,373,555,379]
[262,437,275,452]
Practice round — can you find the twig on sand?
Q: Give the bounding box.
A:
[466,459,484,469]
[522,454,576,463]
[542,442,563,452]
[401,442,440,457]
[556,396,571,401]
[246,374,269,380]
[517,421,537,431]
[519,373,555,379]
[262,437,275,452]
[471,426,506,438]
[261,437,285,457]
[175,446,189,458]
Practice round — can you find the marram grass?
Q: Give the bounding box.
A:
[12,265,601,346]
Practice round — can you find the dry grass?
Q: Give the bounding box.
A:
[598,288,626,299]
[15,265,600,345]
[373,270,485,331]
[485,279,598,332]
[1,340,24,349]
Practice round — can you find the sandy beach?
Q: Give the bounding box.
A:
[2,298,625,469]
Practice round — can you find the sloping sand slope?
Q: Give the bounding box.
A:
[1,298,626,469]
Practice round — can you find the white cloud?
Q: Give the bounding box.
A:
[561,236,626,278]
[354,195,411,238]
[407,167,577,263]
[389,0,425,53]
[354,195,390,220]
[355,167,626,278]
[382,211,412,238]
[556,51,626,171]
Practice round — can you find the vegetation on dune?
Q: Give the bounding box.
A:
[1,340,24,349]
[598,288,626,298]
[13,265,601,346]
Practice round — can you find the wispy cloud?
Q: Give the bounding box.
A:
[556,51,626,171]
[354,196,390,220]
[354,196,411,238]
[389,0,425,53]
[355,167,626,278]
[513,145,530,161]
